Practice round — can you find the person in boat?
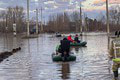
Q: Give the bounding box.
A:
[115,31,119,37]
[115,31,118,37]
[60,38,70,57]
[74,34,80,43]
[115,31,120,37]
[67,35,74,42]
[118,31,120,37]
[56,44,62,55]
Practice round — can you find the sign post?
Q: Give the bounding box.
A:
[13,23,16,36]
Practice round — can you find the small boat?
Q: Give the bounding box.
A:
[52,52,76,62]
[55,32,62,37]
[70,41,87,46]
[56,34,62,37]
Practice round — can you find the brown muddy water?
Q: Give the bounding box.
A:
[0,33,114,80]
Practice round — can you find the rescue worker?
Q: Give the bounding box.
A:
[115,31,120,37]
[115,31,118,37]
[60,38,70,57]
[110,39,120,80]
[112,60,119,80]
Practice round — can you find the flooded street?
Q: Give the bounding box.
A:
[0,33,113,80]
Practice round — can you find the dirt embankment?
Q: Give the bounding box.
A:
[0,47,21,62]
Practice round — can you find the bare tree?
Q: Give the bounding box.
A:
[109,5,120,31]
[0,6,25,33]
[71,12,80,32]
[0,11,6,32]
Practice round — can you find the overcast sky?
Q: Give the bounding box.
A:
[0,0,119,22]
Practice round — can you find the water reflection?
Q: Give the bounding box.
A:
[75,47,79,52]
[60,62,70,80]
[71,46,81,53]
[73,47,80,53]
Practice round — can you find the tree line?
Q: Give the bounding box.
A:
[0,6,26,33]
[0,5,119,33]
[45,5,120,33]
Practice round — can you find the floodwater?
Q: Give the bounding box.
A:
[0,32,114,80]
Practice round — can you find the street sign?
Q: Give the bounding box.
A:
[13,23,16,32]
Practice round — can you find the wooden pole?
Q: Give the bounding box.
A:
[106,0,110,34]
[40,7,43,32]
[80,2,82,36]
[5,14,8,50]
[36,9,39,34]
[27,0,30,36]
[106,0,110,50]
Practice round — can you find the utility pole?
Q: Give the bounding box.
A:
[40,7,43,32]
[13,10,17,36]
[27,0,30,36]
[6,15,8,30]
[63,11,65,31]
[13,10,15,24]
[84,13,87,32]
[36,9,39,34]
[5,14,8,50]
[106,0,110,50]
[106,0,110,34]
[80,2,82,36]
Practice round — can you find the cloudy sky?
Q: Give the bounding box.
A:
[0,0,119,21]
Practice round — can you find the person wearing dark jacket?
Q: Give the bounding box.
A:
[74,34,80,43]
[60,38,70,57]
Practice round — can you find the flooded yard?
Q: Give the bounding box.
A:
[0,33,114,80]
